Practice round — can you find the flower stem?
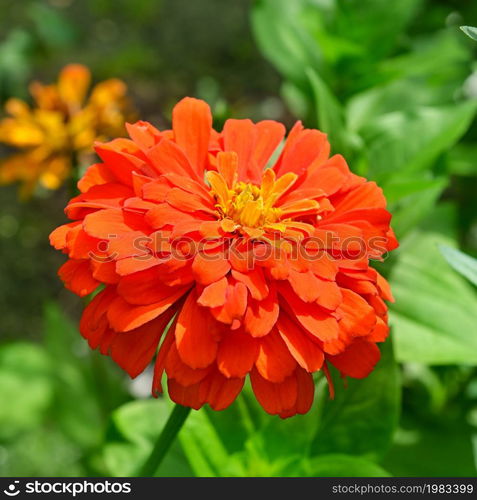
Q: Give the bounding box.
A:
[138,403,191,477]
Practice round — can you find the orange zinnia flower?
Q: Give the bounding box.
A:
[50,98,398,417]
[0,64,135,197]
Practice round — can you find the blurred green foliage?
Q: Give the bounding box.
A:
[1,0,477,478]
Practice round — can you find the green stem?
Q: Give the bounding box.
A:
[138,404,191,477]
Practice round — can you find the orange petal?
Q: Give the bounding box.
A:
[222,119,256,182]
[117,268,190,305]
[217,330,259,378]
[216,151,238,188]
[278,283,339,342]
[83,208,150,239]
[252,120,286,172]
[126,121,162,150]
[58,259,98,297]
[78,163,118,193]
[243,286,279,337]
[166,342,212,386]
[49,222,79,250]
[197,277,228,308]
[327,340,381,378]
[152,324,176,396]
[107,306,177,378]
[175,291,219,369]
[199,370,244,411]
[274,122,329,177]
[255,329,296,382]
[172,97,212,176]
[192,251,230,285]
[107,292,183,332]
[211,282,248,325]
[147,138,199,181]
[167,378,203,410]
[250,368,298,415]
[277,313,324,372]
[231,268,269,300]
[166,187,215,215]
[58,64,91,107]
[279,367,315,418]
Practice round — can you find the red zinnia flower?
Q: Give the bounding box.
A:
[50,98,398,417]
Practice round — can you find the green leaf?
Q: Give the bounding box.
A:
[333,0,423,62]
[179,403,247,477]
[461,26,477,41]
[383,415,477,477]
[302,454,391,477]
[310,340,400,460]
[387,177,447,239]
[361,102,477,184]
[439,246,477,287]
[306,67,347,154]
[0,343,53,440]
[43,302,127,449]
[251,0,324,87]
[446,144,477,176]
[390,215,477,364]
[101,399,193,477]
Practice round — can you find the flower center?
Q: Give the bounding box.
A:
[206,154,322,238]
[219,181,282,228]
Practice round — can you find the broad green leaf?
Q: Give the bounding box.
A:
[461,26,477,41]
[439,246,477,287]
[302,454,391,477]
[390,223,477,364]
[179,403,246,477]
[251,0,324,87]
[43,302,127,449]
[361,102,477,184]
[0,343,53,440]
[333,0,423,61]
[0,428,85,477]
[101,399,193,477]
[28,3,77,48]
[306,67,347,154]
[383,415,477,477]
[388,177,447,239]
[446,144,477,176]
[382,29,471,85]
[310,340,400,460]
